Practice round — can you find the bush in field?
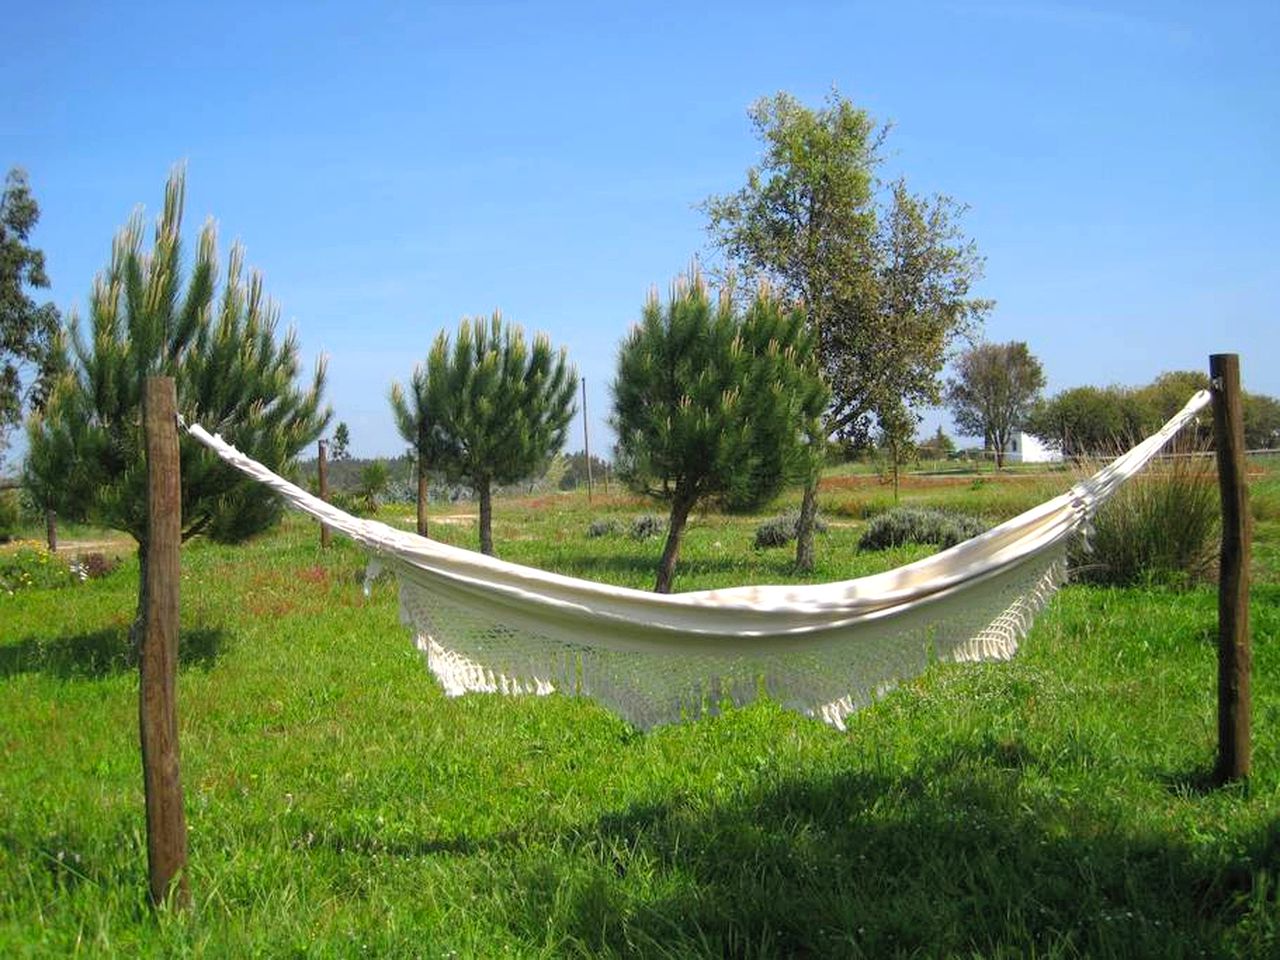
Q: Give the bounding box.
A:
[329,490,372,518]
[1071,450,1218,587]
[859,507,987,551]
[587,518,621,539]
[753,509,828,549]
[0,489,18,541]
[630,514,667,541]
[1,541,81,593]
[356,460,390,513]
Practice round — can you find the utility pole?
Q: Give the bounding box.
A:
[582,378,593,503]
[317,439,331,549]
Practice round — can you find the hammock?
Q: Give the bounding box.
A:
[187,391,1211,730]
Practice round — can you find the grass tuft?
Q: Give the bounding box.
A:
[1073,447,1220,588]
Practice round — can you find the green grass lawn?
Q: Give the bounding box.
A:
[1,468,1277,957]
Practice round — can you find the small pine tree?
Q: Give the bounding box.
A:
[425,312,577,555]
[331,421,351,460]
[24,168,329,637]
[389,367,437,536]
[612,273,827,592]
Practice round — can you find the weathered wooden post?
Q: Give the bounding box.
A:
[1210,353,1251,784]
[140,376,190,909]
[581,378,593,504]
[318,438,331,549]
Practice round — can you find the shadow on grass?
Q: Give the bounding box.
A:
[0,625,225,679]
[497,756,1279,957]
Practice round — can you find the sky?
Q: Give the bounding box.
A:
[4,0,1277,459]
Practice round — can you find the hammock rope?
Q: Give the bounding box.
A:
[187,390,1211,729]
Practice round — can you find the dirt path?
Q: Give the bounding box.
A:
[0,535,133,556]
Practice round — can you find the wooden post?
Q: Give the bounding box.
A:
[317,438,331,549]
[1210,353,1251,784]
[582,379,593,504]
[45,509,57,553]
[140,376,190,909]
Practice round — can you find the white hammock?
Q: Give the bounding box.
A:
[188,391,1211,730]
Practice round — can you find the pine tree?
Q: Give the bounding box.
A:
[331,421,351,460]
[389,366,436,535]
[612,272,827,593]
[25,168,329,636]
[424,312,577,555]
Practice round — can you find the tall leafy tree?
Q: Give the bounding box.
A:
[425,312,577,555]
[1136,370,1211,424]
[389,366,437,535]
[704,91,989,570]
[946,341,1045,469]
[1026,385,1149,457]
[25,168,329,635]
[1,168,62,463]
[1243,393,1280,449]
[612,273,827,593]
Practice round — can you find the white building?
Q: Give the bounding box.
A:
[1003,431,1062,464]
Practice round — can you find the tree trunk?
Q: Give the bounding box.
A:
[131,542,148,656]
[416,456,429,537]
[478,479,493,556]
[794,478,819,573]
[45,509,57,552]
[654,494,695,594]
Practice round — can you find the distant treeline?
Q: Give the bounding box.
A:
[296,449,611,504]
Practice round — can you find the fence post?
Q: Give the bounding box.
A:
[1209,353,1251,784]
[140,376,190,909]
[318,438,331,549]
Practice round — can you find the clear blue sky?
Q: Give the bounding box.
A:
[5,1,1277,457]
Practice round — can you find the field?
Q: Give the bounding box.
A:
[2,463,1278,957]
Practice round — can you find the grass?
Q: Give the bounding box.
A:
[1,462,1278,957]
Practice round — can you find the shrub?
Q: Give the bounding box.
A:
[630,514,667,540]
[1071,449,1218,588]
[859,507,988,551]
[0,489,19,542]
[74,552,120,580]
[753,510,827,549]
[587,518,622,539]
[1,542,83,594]
[329,490,374,518]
